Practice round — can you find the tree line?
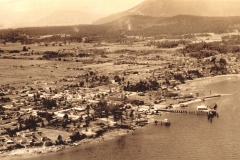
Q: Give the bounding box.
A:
[182,41,240,58]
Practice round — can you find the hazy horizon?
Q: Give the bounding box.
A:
[1,0,240,29]
[0,0,144,28]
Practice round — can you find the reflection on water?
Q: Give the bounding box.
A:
[116,136,126,149]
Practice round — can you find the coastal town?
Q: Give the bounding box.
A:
[0,32,239,156]
[2,0,240,159]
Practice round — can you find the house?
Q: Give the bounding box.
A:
[18,139,27,145]
[137,106,150,112]
[23,132,33,138]
[0,130,8,135]
[44,141,53,146]
[41,136,51,142]
[64,138,73,144]
[6,139,14,145]
[108,96,125,105]
[73,107,86,112]
[33,141,43,146]
[0,136,6,142]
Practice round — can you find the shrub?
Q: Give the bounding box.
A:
[9,50,20,53]
[22,46,28,51]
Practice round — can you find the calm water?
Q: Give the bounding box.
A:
[7,77,240,160]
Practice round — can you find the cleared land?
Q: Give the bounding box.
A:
[0,34,240,157]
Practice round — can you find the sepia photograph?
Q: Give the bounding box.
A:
[0,0,240,159]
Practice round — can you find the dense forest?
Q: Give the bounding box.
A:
[126,15,240,36]
[1,15,240,43]
[147,40,190,48]
[182,41,240,59]
[222,35,240,45]
[0,24,125,44]
[0,25,109,37]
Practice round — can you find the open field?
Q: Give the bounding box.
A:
[2,2,240,158]
[0,42,177,87]
[1,34,240,157]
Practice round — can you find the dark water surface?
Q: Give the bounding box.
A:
[8,78,240,160]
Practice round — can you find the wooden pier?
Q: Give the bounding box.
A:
[157,109,216,116]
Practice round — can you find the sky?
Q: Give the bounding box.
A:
[0,0,145,14]
[0,0,145,27]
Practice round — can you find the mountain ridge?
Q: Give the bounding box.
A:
[105,14,240,36]
[0,9,108,29]
[36,10,107,26]
[94,0,240,24]
[1,15,240,38]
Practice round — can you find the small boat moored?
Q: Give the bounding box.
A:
[155,119,171,126]
[163,119,171,126]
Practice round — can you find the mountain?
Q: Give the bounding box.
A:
[106,15,240,36]
[0,9,46,29]
[1,15,240,39]
[36,10,107,26]
[0,9,107,29]
[94,0,240,24]
[105,15,164,31]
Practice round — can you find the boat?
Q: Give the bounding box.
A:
[154,118,171,126]
[179,103,188,108]
[196,105,217,116]
[197,105,208,110]
[162,119,171,126]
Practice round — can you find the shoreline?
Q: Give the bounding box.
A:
[1,74,239,159]
[0,127,139,160]
[182,74,240,87]
[1,117,157,159]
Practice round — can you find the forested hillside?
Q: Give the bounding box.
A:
[121,15,240,36]
[1,15,240,43]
